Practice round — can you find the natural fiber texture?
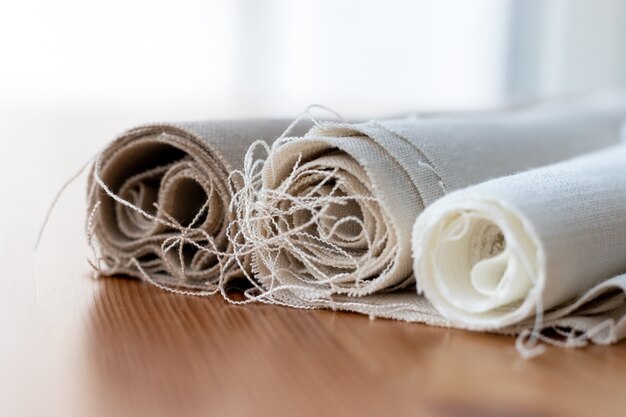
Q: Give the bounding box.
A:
[242,93,626,307]
[88,120,309,289]
[413,145,626,350]
[85,95,626,355]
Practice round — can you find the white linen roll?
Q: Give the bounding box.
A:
[413,145,626,332]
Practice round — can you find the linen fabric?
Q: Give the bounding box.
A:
[412,145,626,343]
[88,120,309,288]
[249,93,626,305]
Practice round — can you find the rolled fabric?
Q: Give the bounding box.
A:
[413,145,626,339]
[88,120,309,288]
[248,93,626,303]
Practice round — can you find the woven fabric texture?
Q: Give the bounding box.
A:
[88,120,309,289]
[86,93,626,351]
[247,94,626,307]
[413,145,626,346]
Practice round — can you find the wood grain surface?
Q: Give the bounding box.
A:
[3,110,626,417]
[83,277,626,417]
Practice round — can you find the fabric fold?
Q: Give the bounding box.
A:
[245,93,626,304]
[88,120,309,288]
[413,145,626,343]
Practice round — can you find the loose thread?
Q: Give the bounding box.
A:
[34,154,97,251]
[228,121,395,304]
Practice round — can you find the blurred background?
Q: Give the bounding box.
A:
[1,0,626,120]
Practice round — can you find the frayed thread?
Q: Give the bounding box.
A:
[34,154,97,251]
[228,137,391,303]
[87,106,346,299]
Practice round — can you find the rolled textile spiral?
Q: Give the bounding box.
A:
[413,144,626,348]
[87,120,310,290]
[239,93,626,307]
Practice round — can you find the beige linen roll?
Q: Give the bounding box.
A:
[88,120,309,289]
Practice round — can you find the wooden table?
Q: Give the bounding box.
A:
[3,110,626,417]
